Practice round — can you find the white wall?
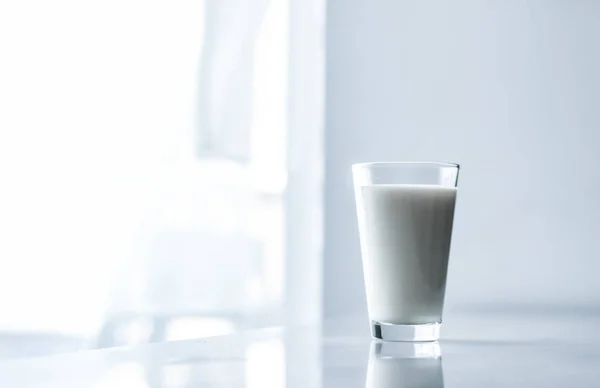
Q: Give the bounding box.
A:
[325,0,600,318]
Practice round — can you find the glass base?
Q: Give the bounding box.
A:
[371,321,440,342]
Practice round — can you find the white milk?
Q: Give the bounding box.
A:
[355,184,457,325]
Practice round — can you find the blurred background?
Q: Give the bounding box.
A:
[0,0,599,361]
[0,0,323,357]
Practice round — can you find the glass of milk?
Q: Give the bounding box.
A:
[366,340,444,388]
[352,162,459,341]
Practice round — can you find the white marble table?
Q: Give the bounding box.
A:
[1,310,599,387]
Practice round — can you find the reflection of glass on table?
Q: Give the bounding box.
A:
[367,341,444,388]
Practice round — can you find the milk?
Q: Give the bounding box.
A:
[355,184,457,325]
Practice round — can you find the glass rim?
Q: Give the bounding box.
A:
[352,161,460,170]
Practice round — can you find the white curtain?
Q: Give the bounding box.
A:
[0,0,323,356]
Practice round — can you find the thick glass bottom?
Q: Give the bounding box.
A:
[371,320,441,342]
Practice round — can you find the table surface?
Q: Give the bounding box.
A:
[1,310,599,387]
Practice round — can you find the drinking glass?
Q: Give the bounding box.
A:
[352,162,459,341]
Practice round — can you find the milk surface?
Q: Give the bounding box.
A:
[355,184,457,324]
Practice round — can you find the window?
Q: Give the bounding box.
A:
[0,0,323,357]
